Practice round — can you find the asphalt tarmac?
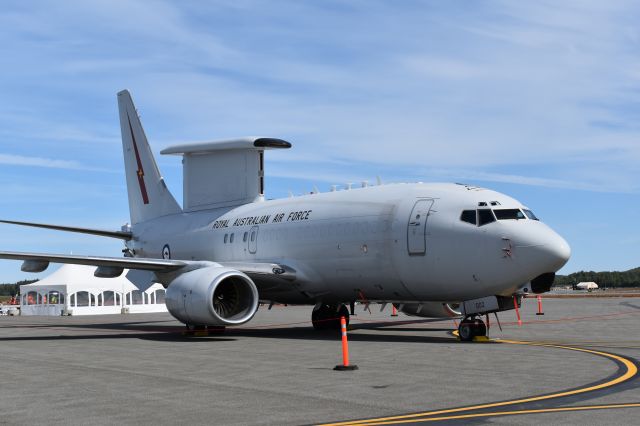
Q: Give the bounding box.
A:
[0,297,638,425]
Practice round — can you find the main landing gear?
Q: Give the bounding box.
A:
[458,316,487,342]
[312,303,349,330]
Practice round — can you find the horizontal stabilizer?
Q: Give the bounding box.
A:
[0,220,132,240]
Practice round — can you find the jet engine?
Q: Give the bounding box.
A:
[165,266,259,326]
[399,302,462,318]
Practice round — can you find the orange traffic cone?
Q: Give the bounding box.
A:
[334,316,358,371]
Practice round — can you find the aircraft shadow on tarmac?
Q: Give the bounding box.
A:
[0,318,470,345]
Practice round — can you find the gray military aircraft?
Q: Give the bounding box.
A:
[0,90,570,341]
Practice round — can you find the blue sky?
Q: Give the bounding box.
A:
[0,1,639,282]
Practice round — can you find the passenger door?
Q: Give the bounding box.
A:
[407,199,434,255]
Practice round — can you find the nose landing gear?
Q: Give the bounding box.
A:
[458,316,487,341]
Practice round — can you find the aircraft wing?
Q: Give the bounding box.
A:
[218,261,297,282]
[0,220,132,240]
[0,250,186,273]
[0,251,297,281]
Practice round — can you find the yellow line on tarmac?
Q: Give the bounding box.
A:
[350,403,640,425]
[319,340,638,426]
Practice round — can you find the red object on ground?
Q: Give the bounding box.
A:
[340,316,350,365]
[536,295,545,315]
[391,304,398,317]
[334,316,358,371]
[514,295,523,326]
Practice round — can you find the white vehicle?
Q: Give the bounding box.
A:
[0,91,570,341]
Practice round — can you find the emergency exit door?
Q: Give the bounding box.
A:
[407,199,434,255]
[248,226,259,254]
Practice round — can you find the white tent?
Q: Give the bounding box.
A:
[20,264,168,316]
[576,281,599,291]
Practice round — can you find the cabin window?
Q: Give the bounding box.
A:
[478,209,496,226]
[523,209,539,221]
[493,209,526,220]
[230,233,235,243]
[460,210,476,225]
[224,234,228,244]
[250,231,256,242]
[243,232,248,242]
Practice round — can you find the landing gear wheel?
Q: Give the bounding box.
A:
[312,304,350,330]
[458,319,474,342]
[473,318,487,337]
[458,317,487,341]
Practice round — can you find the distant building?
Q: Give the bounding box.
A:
[20,264,167,316]
[575,282,599,292]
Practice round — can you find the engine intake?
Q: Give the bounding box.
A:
[165,266,259,326]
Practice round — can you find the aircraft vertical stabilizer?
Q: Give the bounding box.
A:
[117,90,182,224]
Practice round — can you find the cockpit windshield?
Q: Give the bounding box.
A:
[493,209,526,220]
[460,207,539,226]
[477,209,495,226]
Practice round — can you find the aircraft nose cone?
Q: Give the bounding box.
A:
[544,232,571,271]
[514,226,571,272]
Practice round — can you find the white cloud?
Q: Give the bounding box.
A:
[0,153,117,173]
[0,1,639,279]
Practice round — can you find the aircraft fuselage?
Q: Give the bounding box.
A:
[128,182,569,305]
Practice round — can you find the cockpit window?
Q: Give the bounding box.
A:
[523,209,539,221]
[460,210,476,225]
[493,209,526,220]
[477,209,496,226]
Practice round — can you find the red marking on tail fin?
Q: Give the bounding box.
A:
[127,113,149,205]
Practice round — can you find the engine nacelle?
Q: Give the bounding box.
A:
[165,266,259,326]
[399,302,462,318]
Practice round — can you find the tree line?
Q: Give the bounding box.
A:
[554,267,640,288]
[0,280,38,296]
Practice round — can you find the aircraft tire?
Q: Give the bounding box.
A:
[473,318,487,337]
[458,319,475,341]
